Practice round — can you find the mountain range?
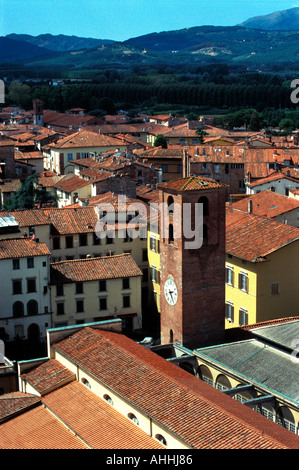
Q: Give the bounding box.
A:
[2,7,299,69]
[240,7,299,30]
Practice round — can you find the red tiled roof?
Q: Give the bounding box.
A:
[158,176,225,192]
[0,209,50,227]
[230,190,299,218]
[53,129,126,149]
[50,253,142,284]
[21,359,75,396]
[52,327,299,449]
[0,392,40,422]
[0,238,50,260]
[43,206,98,235]
[54,174,91,193]
[247,171,299,188]
[226,207,299,261]
[0,404,88,449]
[0,179,21,193]
[42,381,164,449]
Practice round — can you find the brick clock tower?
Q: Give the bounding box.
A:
[33,99,44,126]
[158,176,227,350]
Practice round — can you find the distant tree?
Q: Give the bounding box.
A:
[8,174,58,210]
[154,134,167,148]
[278,118,295,132]
[248,110,265,132]
[195,127,209,144]
[9,81,32,109]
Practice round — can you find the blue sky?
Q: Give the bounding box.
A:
[1,0,299,40]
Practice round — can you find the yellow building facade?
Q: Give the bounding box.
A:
[225,209,299,328]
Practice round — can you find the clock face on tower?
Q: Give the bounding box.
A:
[164,276,178,306]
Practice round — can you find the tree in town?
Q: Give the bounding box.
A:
[154,134,167,148]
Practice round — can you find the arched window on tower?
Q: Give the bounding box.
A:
[167,195,174,214]
[168,224,174,244]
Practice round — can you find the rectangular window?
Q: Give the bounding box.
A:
[225,267,234,286]
[67,153,73,161]
[271,282,280,296]
[57,303,64,316]
[53,237,60,250]
[239,308,248,326]
[27,257,34,269]
[27,278,36,293]
[76,282,84,294]
[150,237,157,252]
[225,303,234,323]
[65,236,73,248]
[12,259,20,270]
[124,233,132,243]
[123,295,130,308]
[99,280,106,292]
[79,233,87,246]
[14,324,24,338]
[151,266,160,284]
[162,164,168,173]
[76,300,84,313]
[99,297,107,310]
[93,232,101,245]
[12,280,22,295]
[56,284,64,297]
[238,272,248,293]
[106,236,113,244]
[122,278,130,290]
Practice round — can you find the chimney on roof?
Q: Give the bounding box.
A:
[248,199,253,214]
[183,148,190,178]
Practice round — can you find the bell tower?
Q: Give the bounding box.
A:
[158,176,227,349]
[33,99,44,127]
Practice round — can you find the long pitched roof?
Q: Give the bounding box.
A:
[0,238,50,260]
[226,207,299,261]
[230,190,299,219]
[50,253,142,284]
[52,129,125,149]
[50,327,299,449]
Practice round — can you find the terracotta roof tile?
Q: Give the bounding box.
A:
[0,208,50,227]
[53,129,126,149]
[226,207,299,261]
[42,382,164,449]
[0,392,41,422]
[248,171,299,188]
[0,238,50,260]
[54,174,91,193]
[50,253,142,284]
[42,206,98,235]
[51,327,299,450]
[230,190,299,218]
[21,359,75,396]
[158,176,225,192]
[0,404,88,449]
